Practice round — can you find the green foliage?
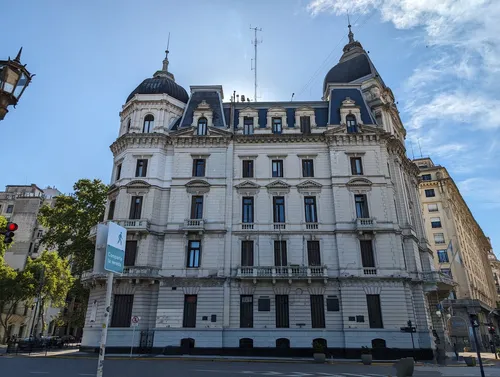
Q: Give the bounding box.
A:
[38,178,108,275]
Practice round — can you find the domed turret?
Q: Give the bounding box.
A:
[126,50,189,103]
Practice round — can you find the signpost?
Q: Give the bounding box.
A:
[400,320,417,359]
[130,316,140,357]
[469,314,485,377]
[96,222,127,377]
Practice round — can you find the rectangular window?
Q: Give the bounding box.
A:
[272,117,282,134]
[6,205,13,213]
[241,241,254,266]
[274,241,287,266]
[242,197,254,223]
[326,296,340,312]
[183,295,197,328]
[441,268,453,278]
[304,196,318,223]
[302,159,314,177]
[124,240,137,267]
[240,295,253,328]
[272,160,284,177]
[135,159,148,177]
[258,297,270,311]
[428,203,439,212]
[243,117,254,135]
[187,240,201,268]
[366,294,383,329]
[434,233,445,244]
[192,159,206,177]
[116,164,122,181]
[107,200,116,220]
[307,241,321,266]
[431,217,442,228]
[350,157,363,175]
[37,230,43,238]
[310,295,326,328]
[191,196,204,219]
[275,295,289,328]
[242,160,254,178]
[421,174,432,181]
[273,196,285,223]
[129,196,143,219]
[354,194,369,218]
[425,189,436,197]
[110,294,133,328]
[437,249,449,263]
[300,116,311,134]
[360,240,375,268]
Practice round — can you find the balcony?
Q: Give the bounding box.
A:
[273,222,286,230]
[363,267,377,276]
[355,217,377,232]
[89,219,150,237]
[241,223,255,230]
[235,265,327,282]
[183,219,205,232]
[305,222,319,230]
[81,265,160,281]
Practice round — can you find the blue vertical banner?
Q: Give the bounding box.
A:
[104,222,127,274]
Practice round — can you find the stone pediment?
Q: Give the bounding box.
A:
[346,178,372,193]
[186,179,210,194]
[347,178,372,186]
[297,180,322,194]
[170,126,232,138]
[324,124,384,136]
[266,180,291,195]
[126,180,151,195]
[235,181,261,189]
[235,180,260,195]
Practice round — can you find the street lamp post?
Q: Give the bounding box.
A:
[0,48,34,121]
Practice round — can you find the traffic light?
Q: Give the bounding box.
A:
[2,222,18,244]
[488,324,496,334]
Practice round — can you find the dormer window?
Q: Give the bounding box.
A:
[143,114,154,133]
[346,114,357,133]
[272,118,282,134]
[243,117,254,135]
[197,117,208,135]
[300,116,311,134]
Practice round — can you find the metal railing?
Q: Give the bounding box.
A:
[420,271,456,286]
[236,265,327,279]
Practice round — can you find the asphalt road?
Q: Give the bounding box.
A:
[0,356,496,377]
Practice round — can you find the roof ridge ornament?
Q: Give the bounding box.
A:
[154,33,175,81]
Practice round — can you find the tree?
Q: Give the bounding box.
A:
[38,179,108,275]
[24,251,74,335]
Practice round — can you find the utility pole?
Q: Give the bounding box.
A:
[250,26,262,102]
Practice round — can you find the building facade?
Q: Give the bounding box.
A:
[488,242,500,304]
[81,29,444,358]
[0,184,61,341]
[415,158,499,350]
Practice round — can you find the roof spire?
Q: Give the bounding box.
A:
[154,33,175,81]
[348,24,355,44]
[14,47,23,63]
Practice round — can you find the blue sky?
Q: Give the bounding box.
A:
[2,0,499,255]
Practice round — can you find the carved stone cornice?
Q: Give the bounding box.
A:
[110,133,171,155]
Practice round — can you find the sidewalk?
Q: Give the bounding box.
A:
[416,365,500,376]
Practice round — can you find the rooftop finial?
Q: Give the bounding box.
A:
[162,32,171,72]
[347,12,355,43]
[14,47,23,63]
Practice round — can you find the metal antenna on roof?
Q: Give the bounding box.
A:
[162,32,171,72]
[250,26,263,102]
[409,140,415,160]
[291,93,295,102]
[167,32,171,52]
[347,12,355,43]
[417,139,423,158]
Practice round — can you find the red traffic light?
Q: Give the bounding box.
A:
[6,222,18,232]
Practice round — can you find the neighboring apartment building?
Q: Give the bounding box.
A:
[488,241,500,303]
[415,158,499,350]
[81,28,445,359]
[0,184,61,342]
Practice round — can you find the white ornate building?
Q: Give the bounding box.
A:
[81,28,443,359]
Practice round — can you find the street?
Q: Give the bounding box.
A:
[2,357,499,377]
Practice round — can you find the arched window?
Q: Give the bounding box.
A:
[276,338,290,349]
[372,338,386,348]
[143,114,154,133]
[127,119,131,132]
[346,114,357,133]
[239,338,253,348]
[197,117,207,136]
